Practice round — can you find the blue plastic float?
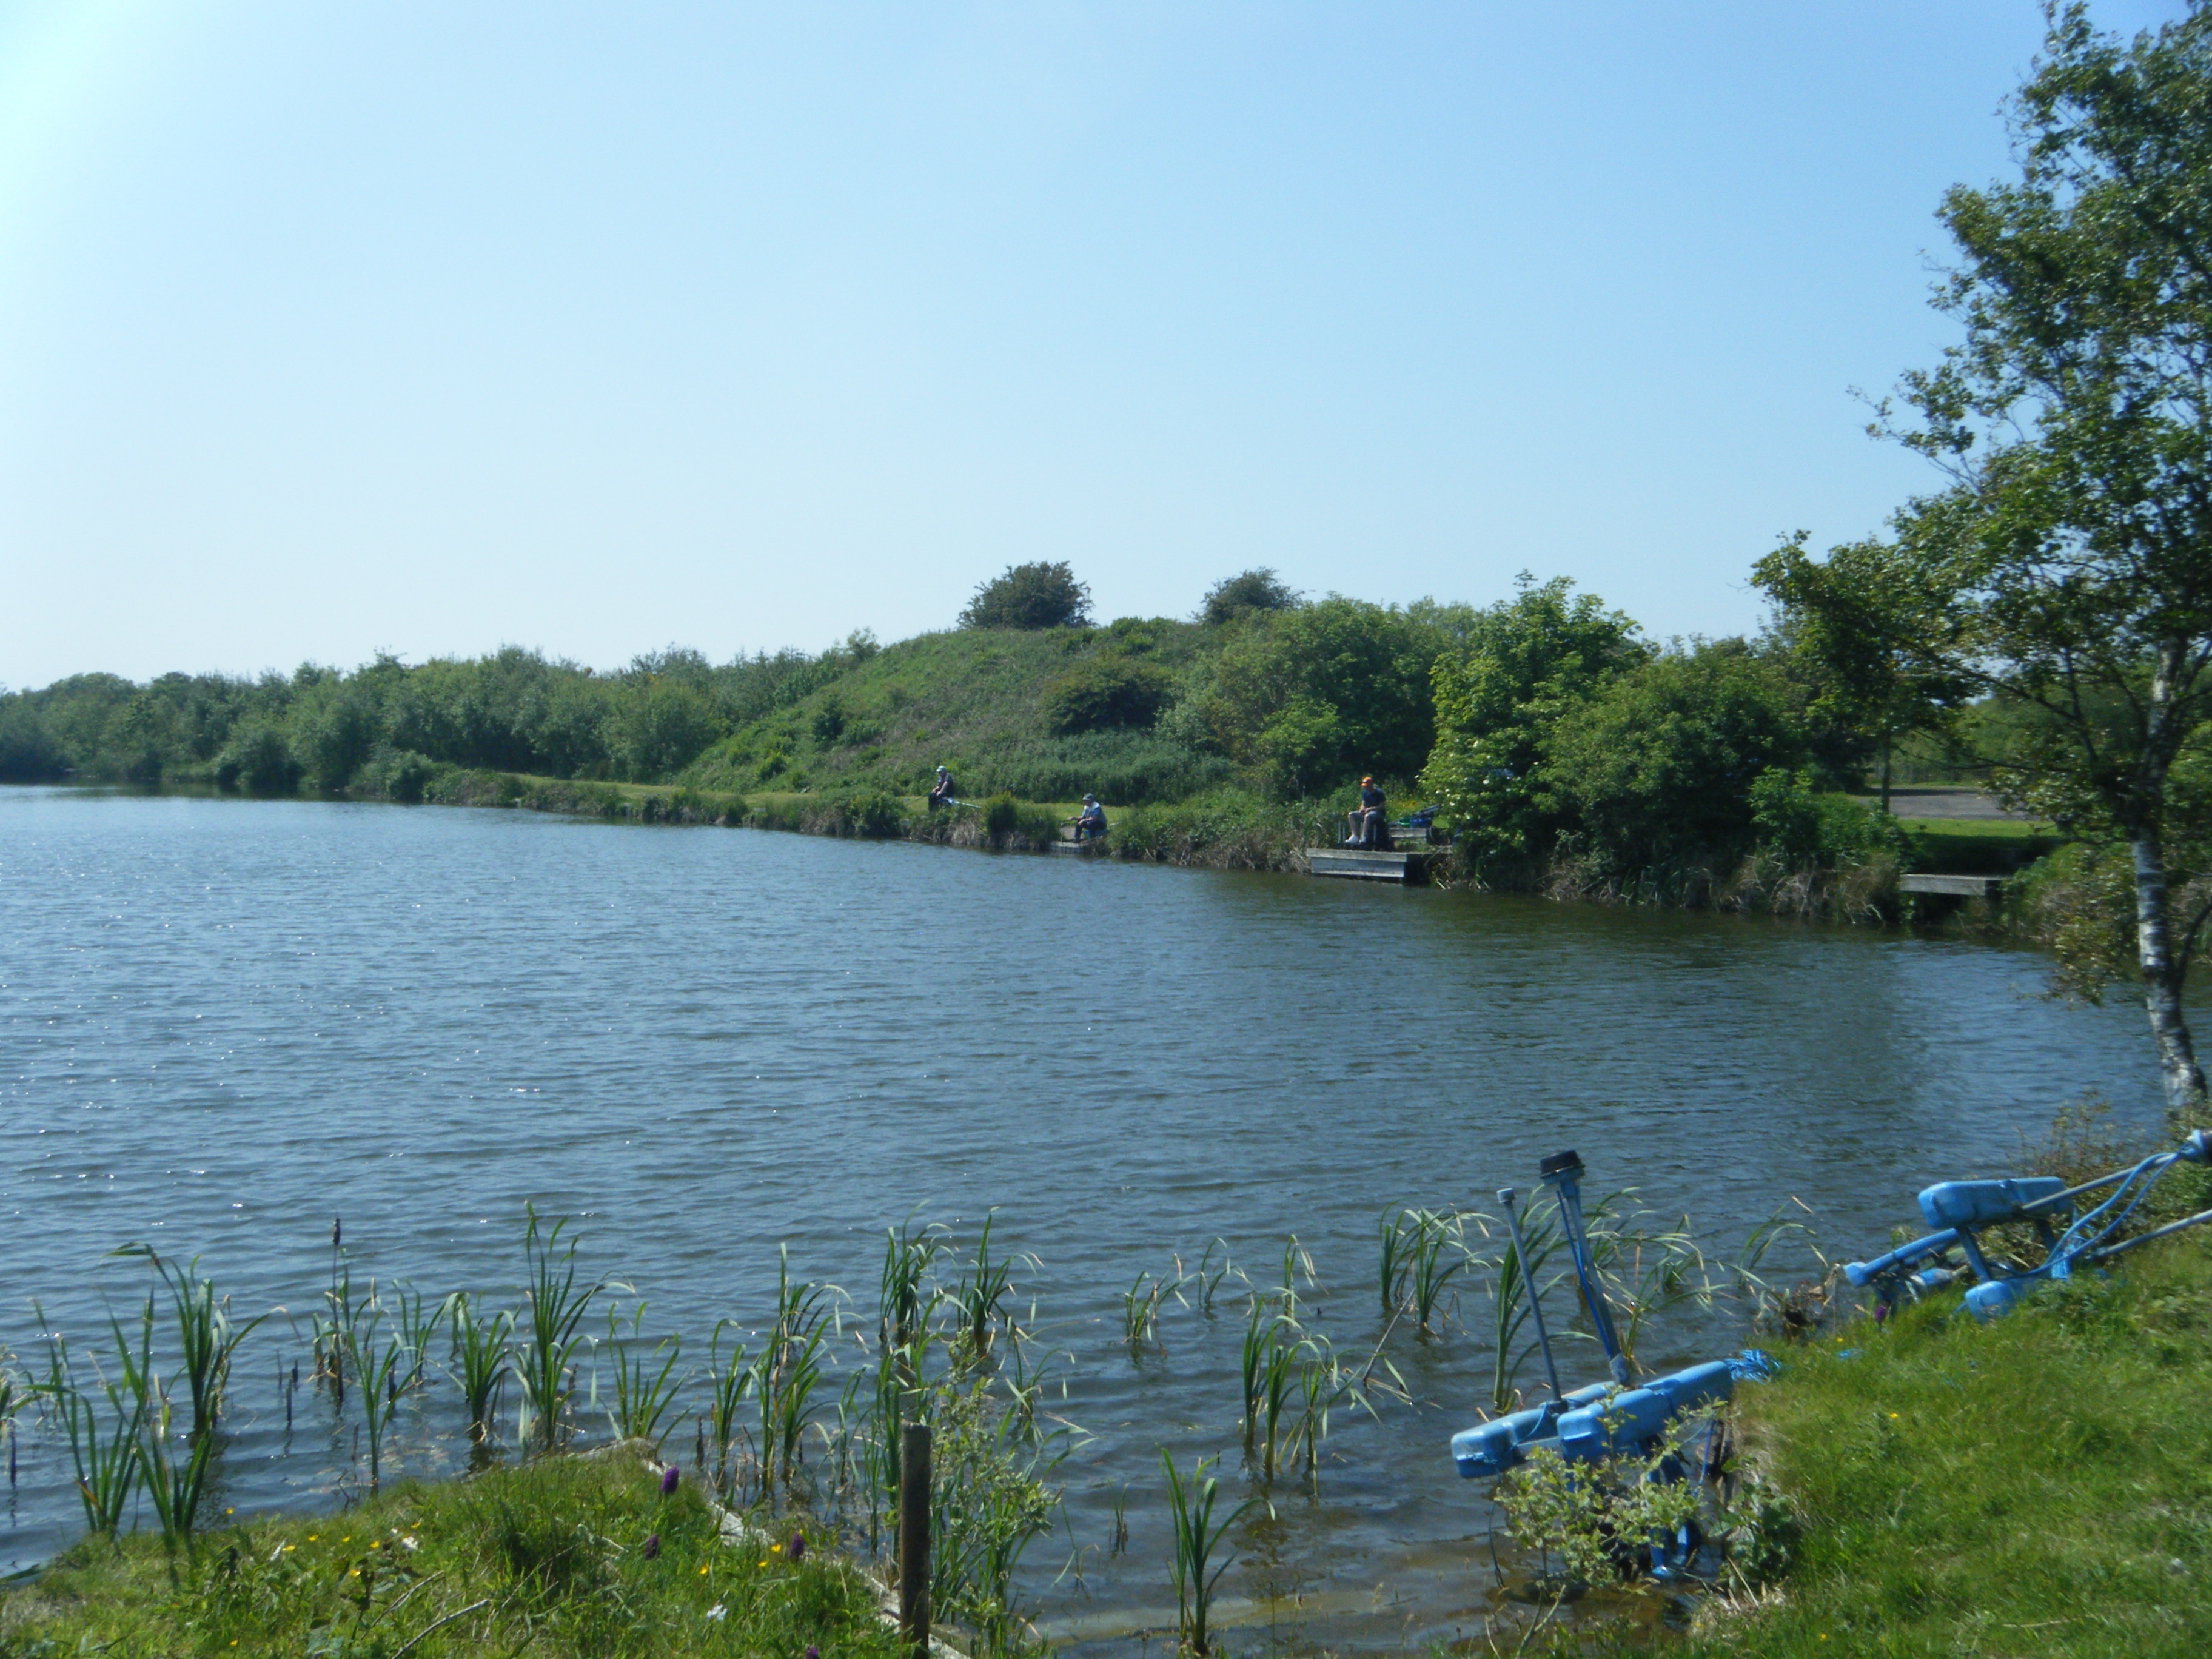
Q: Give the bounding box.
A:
[1449,1150,1766,1485]
[1844,1129,2212,1321]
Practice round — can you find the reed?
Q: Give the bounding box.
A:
[1378,1208,1414,1321]
[1190,1238,1239,1312]
[389,1281,447,1396]
[602,1303,688,1450]
[514,1205,606,1454]
[1404,1208,1468,1336]
[1161,1452,1253,1659]
[1473,1205,1566,1412]
[1121,1271,1164,1356]
[338,1287,410,1495]
[138,1376,215,1547]
[703,1319,754,1499]
[749,1246,837,1496]
[36,1299,152,1540]
[0,1357,19,1490]
[445,1291,512,1443]
[112,1246,264,1444]
[879,1216,949,1362]
[954,1215,1032,1363]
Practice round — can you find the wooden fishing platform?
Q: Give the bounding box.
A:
[1305,843,1444,883]
[1899,873,2006,899]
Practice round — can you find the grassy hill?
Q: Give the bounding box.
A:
[679,617,1234,805]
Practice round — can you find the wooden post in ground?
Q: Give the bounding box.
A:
[899,1422,931,1658]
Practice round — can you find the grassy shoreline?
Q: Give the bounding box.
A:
[1671,1228,2212,1658]
[0,1452,900,1659]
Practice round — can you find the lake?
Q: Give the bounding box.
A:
[0,787,2167,1646]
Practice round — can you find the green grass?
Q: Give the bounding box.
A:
[1680,1233,2212,1658]
[674,620,1233,803]
[0,1454,899,1659]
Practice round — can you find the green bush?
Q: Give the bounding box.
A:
[959,561,1091,630]
[214,720,302,794]
[1041,655,1171,735]
[1543,643,1807,873]
[1748,769,1908,866]
[358,746,441,803]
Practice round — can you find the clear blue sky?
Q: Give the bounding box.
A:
[0,1,2190,687]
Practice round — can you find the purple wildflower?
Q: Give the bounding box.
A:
[642,1532,661,1560]
[788,1533,805,1561]
[660,1464,680,1496]
[805,1646,820,1659]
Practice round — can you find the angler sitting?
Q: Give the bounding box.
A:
[1068,794,1108,842]
[927,765,957,810]
[1344,776,1387,849]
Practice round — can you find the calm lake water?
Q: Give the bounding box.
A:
[0,787,2168,1645]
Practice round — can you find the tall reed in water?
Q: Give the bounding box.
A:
[602,1303,687,1449]
[36,1299,151,1539]
[446,1292,512,1443]
[340,1287,410,1495]
[1475,1204,1565,1412]
[0,1347,24,1486]
[1121,1272,1164,1356]
[1162,1451,1253,1659]
[140,1375,215,1546]
[1378,1209,1413,1321]
[515,1205,605,1453]
[113,1246,264,1443]
[879,1216,948,1362]
[703,1319,753,1499]
[749,1247,836,1496]
[954,1215,1031,1362]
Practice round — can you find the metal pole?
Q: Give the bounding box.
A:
[899,1422,931,1659]
[1540,1151,1629,1384]
[1497,1187,1564,1400]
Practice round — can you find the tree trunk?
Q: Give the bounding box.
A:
[2133,830,2207,1112]
[1879,738,1892,815]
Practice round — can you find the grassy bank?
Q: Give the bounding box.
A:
[1673,1231,2212,1658]
[0,1453,897,1659]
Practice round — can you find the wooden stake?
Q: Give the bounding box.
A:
[899,1423,931,1658]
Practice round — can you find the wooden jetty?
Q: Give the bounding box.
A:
[1899,873,2005,899]
[1305,842,1443,883]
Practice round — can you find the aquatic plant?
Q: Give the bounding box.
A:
[1162,1452,1255,1659]
[339,1287,411,1494]
[0,1347,24,1487]
[1121,1271,1164,1356]
[925,1376,1064,1657]
[1378,1208,1414,1321]
[1472,1204,1567,1412]
[387,1281,447,1397]
[514,1205,607,1454]
[602,1302,688,1450]
[749,1247,838,1496]
[446,1291,513,1443]
[36,1299,152,1539]
[138,1375,215,1547]
[879,1216,949,1363]
[112,1246,264,1444]
[953,1215,1032,1363]
[702,1319,754,1500]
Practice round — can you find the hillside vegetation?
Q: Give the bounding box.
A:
[0,565,2087,914]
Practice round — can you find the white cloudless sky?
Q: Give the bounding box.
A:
[0,1,2191,686]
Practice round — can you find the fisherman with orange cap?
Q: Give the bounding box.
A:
[1345,775,1387,848]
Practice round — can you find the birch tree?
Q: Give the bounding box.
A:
[1759,1,2212,1108]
